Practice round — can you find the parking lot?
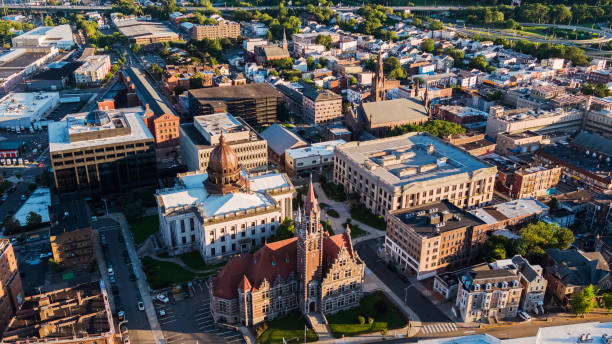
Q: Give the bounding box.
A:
[151,281,245,344]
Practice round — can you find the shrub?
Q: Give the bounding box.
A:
[327,209,340,218]
[357,315,365,325]
[255,322,269,337]
[367,317,374,324]
[374,299,387,315]
[381,328,388,336]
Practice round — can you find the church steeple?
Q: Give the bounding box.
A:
[370,51,385,102]
[282,28,288,51]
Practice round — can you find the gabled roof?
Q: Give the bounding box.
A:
[545,248,610,287]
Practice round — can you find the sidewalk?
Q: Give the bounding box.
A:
[105,212,166,344]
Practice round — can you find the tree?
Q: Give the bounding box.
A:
[429,20,444,30]
[602,292,612,313]
[44,16,54,26]
[268,218,295,242]
[390,120,466,138]
[26,212,42,226]
[469,55,488,72]
[581,83,612,98]
[349,76,357,85]
[571,285,597,316]
[517,222,574,261]
[383,57,406,80]
[315,34,333,50]
[421,38,434,53]
[2,216,20,234]
[150,63,163,75]
[550,4,572,25]
[132,43,142,55]
[483,235,517,262]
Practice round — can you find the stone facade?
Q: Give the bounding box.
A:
[209,181,365,326]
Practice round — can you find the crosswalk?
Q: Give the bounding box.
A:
[420,322,458,334]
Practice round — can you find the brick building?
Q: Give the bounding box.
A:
[161,64,215,94]
[2,281,115,343]
[191,19,241,40]
[209,181,365,325]
[444,134,496,157]
[384,200,492,280]
[48,200,95,269]
[301,87,342,124]
[0,240,23,335]
[143,112,180,148]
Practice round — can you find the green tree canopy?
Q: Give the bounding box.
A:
[421,38,434,53]
[315,34,333,50]
[268,218,295,243]
[26,212,42,226]
[390,120,466,138]
[571,285,597,316]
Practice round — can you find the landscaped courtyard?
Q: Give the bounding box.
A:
[350,205,386,231]
[256,311,318,344]
[327,292,408,338]
[129,215,159,245]
[141,256,198,290]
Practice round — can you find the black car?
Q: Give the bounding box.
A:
[129,273,137,281]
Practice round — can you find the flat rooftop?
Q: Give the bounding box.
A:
[538,144,612,181]
[188,82,283,101]
[336,133,494,187]
[49,200,90,236]
[0,51,48,68]
[114,18,178,40]
[469,198,549,224]
[286,140,346,160]
[496,108,582,123]
[3,281,114,342]
[0,92,58,119]
[392,200,485,237]
[360,98,427,126]
[48,107,153,152]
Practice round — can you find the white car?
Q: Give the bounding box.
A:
[159,309,166,317]
[138,302,144,311]
[156,294,169,303]
[518,311,532,321]
[39,252,52,258]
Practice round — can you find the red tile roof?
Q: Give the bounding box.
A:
[213,231,353,299]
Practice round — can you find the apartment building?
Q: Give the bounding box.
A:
[2,281,115,343]
[180,113,267,172]
[544,248,611,305]
[535,132,612,192]
[48,200,95,269]
[456,265,522,323]
[74,55,111,86]
[333,133,497,217]
[301,87,342,124]
[434,105,488,126]
[444,134,496,157]
[0,239,23,335]
[209,182,364,326]
[188,83,284,126]
[496,164,561,199]
[161,64,216,94]
[385,200,492,280]
[469,198,549,231]
[496,256,547,314]
[48,107,157,194]
[191,19,240,40]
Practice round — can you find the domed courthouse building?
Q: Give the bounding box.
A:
[155,133,295,261]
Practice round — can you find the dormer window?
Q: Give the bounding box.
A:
[485,283,491,290]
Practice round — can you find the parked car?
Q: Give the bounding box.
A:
[110,275,116,284]
[518,311,531,321]
[117,311,125,321]
[39,252,52,259]
[156,294,169,303]
[159,309,166,317]
[138,301,144,311]
[20,195,26,201]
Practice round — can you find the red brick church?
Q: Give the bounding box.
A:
[209,181,365,326]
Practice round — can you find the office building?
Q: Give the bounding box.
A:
[0,91,59,129]
[188,83,284,126]
[209,182,364,326]
[333,133,497,216]
[385,200,491,280]
[48,107,157,194]
[191,19,240,40]
[74,55,111,86]
[285,140,345,176]
[11,25,74,49]
[180,113,267,171]
[455,264,522,323]
[0,239,23,335]
[48,200,95,269]
[156,136,294,261]
[2,281,115,344]
[113,16,179,45]
[301,87,342,124]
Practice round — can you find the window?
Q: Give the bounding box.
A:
[181,220,185,233]
[333,272,340,280]
[345,269,351,277]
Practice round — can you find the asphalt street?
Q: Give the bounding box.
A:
[355,238,451,324]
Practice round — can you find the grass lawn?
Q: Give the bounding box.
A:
[327,292,407,338]
[320,179,347,202]
[141,256,196,290]
[178,251,207,270]
[129,215,159,245]
[343,222,367,239]
[256,311,318,344]
[350,205,386,231]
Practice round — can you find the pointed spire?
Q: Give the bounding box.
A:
[345,223,351,236]
[303,175,319,215]
[239,275,252,291]
[296,205,302,225]
[282,28,288,51]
